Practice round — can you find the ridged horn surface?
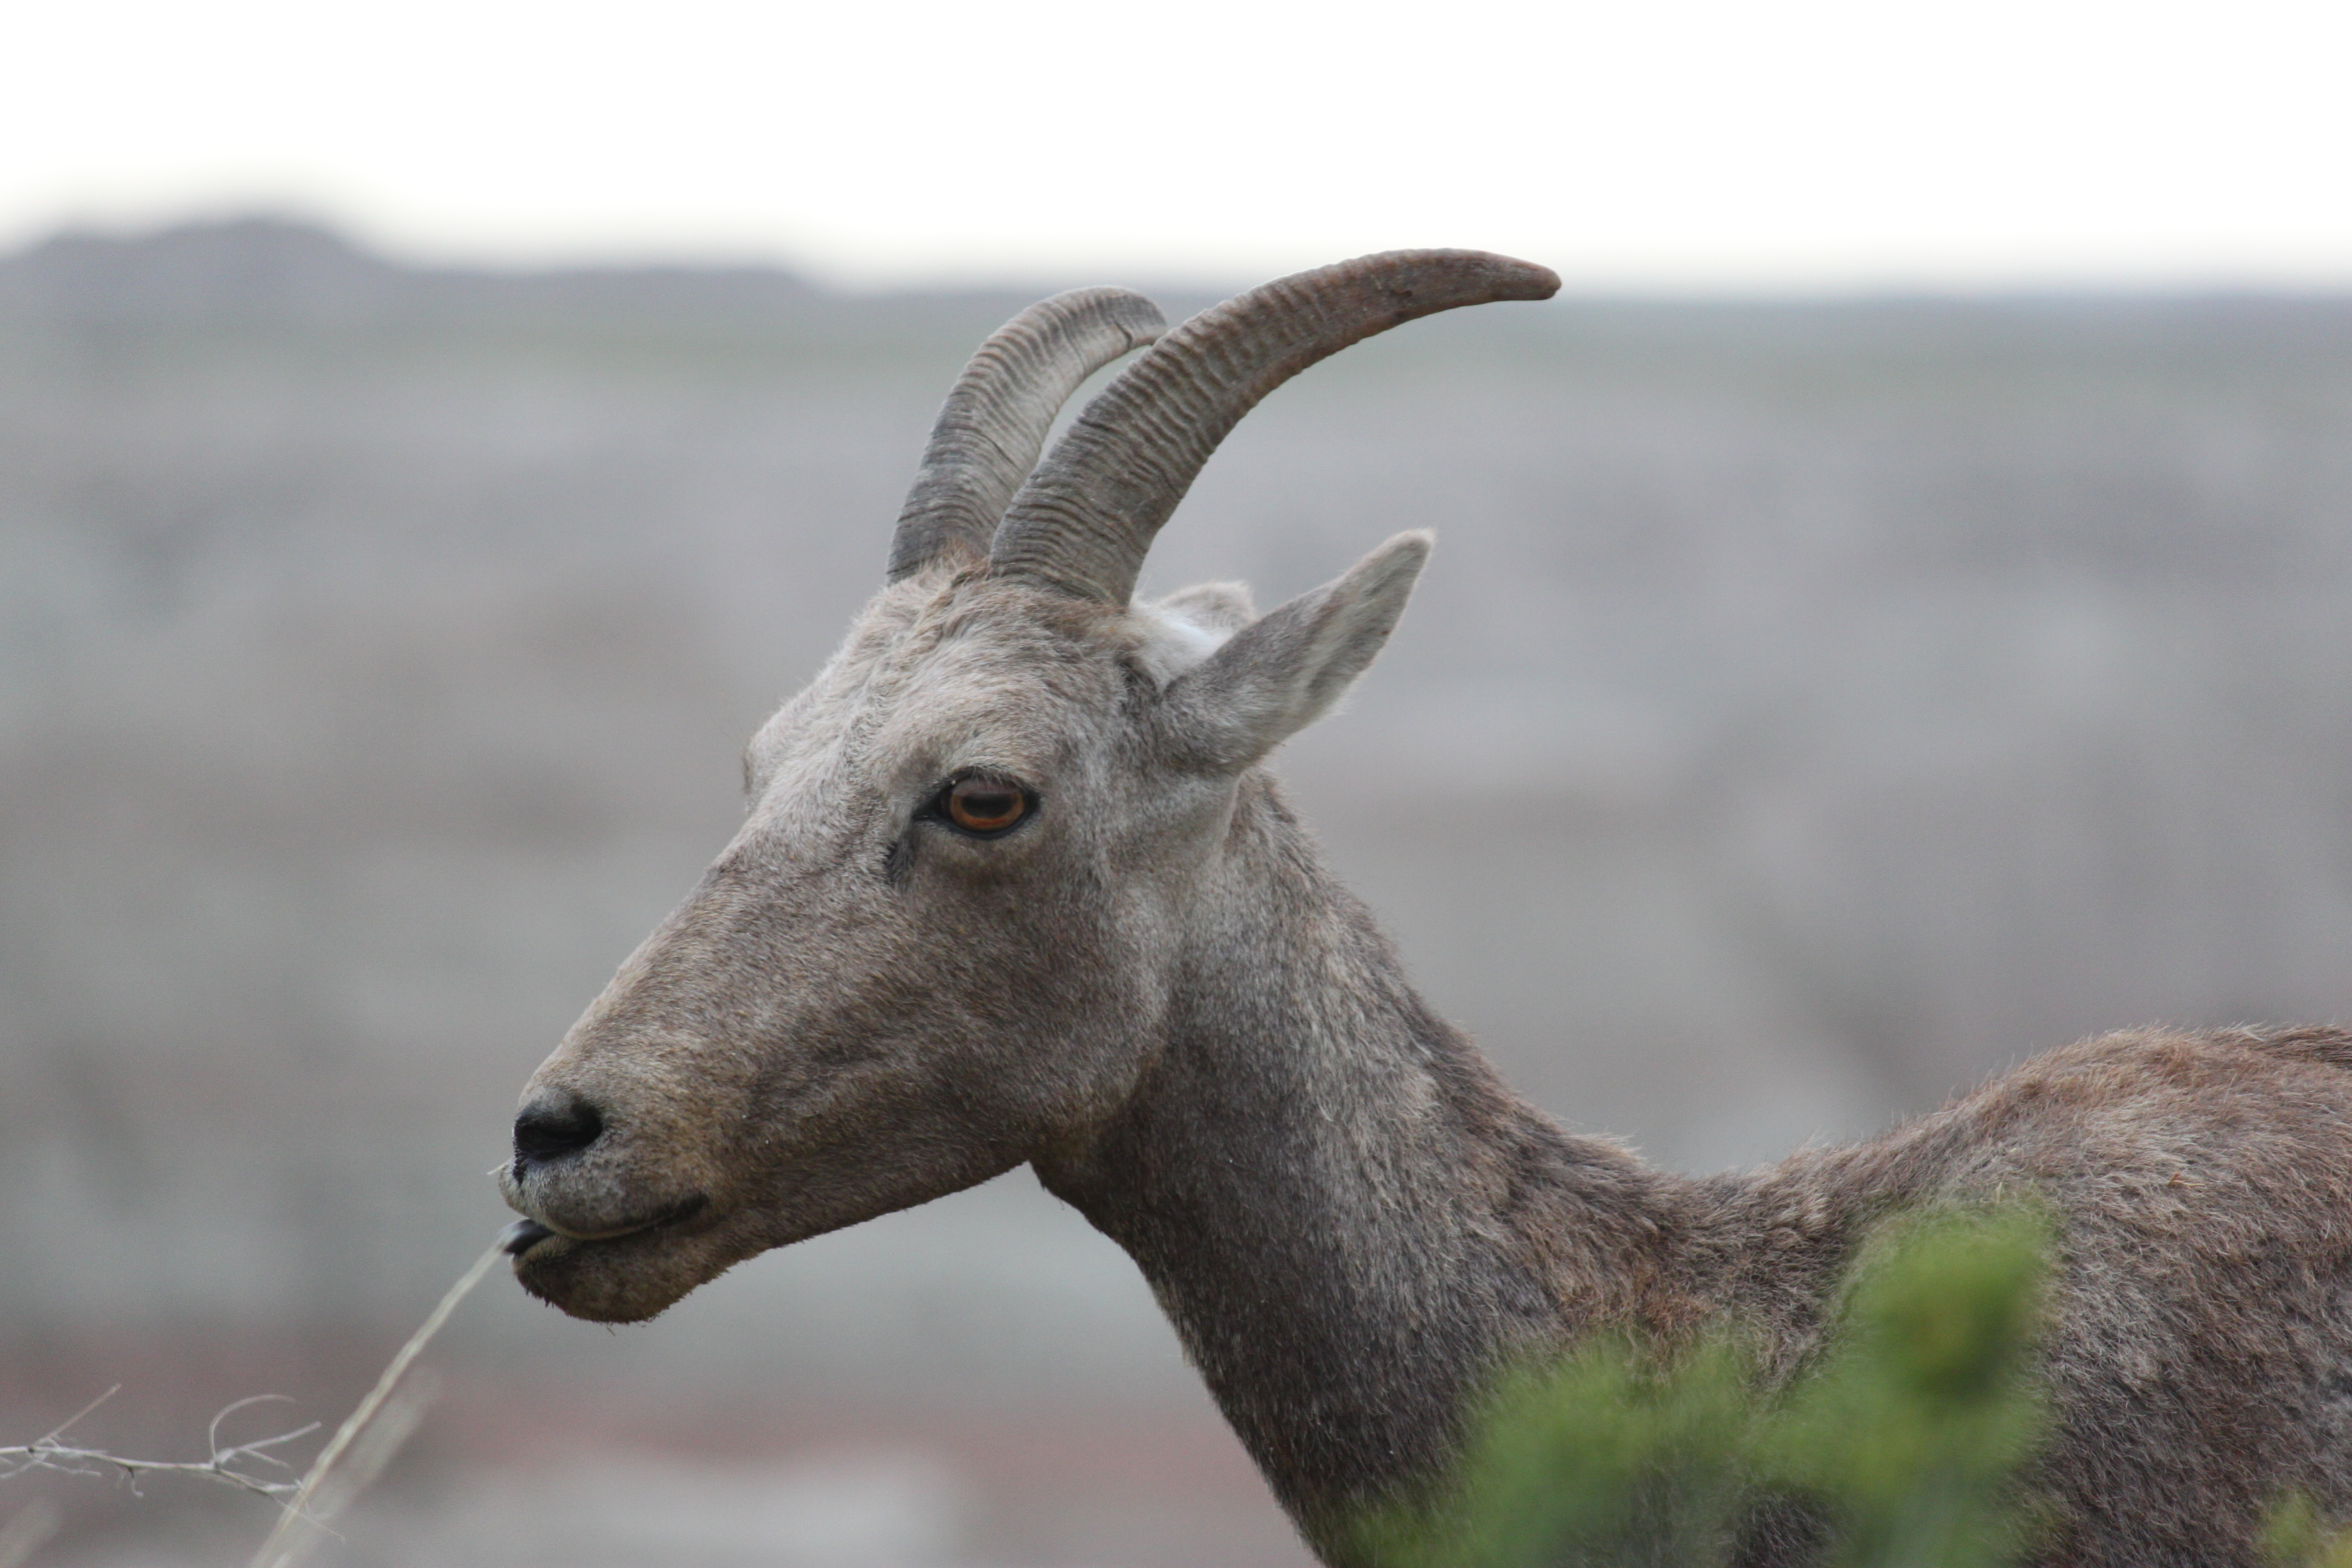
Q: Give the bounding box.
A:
[887,287,1166,581]
[987,250,1560,603]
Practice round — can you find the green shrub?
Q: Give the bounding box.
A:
[2262,1495,2352,1568]
[1356,1205,2054,1568]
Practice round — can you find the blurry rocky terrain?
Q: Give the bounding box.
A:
[3,219,2350,1564]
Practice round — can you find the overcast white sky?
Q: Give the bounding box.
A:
[6,0,2348,291]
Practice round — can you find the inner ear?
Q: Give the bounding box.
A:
[1154,533,1430,774]
[1127,583,1259,688]
[1153,581,1257,634]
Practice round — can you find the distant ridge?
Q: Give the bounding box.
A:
[0,215,828,325]
[4,216,2347,342]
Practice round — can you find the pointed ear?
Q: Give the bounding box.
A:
[1156,532,1431,772]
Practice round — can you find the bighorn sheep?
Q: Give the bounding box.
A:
[500,250,2352,1566]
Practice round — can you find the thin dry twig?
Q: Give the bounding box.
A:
[0,1386,320,1503]
[3,1228,512,1568]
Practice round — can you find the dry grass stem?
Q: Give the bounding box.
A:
[248,1238,505,1568]
[0,1500,63,1568]
[2,1232,508,1567]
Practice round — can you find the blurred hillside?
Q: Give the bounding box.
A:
[3,219,2351,1565]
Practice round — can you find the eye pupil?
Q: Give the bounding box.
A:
[945,778,1028,833]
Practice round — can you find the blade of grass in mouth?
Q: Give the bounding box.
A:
[248,1235,507,1568]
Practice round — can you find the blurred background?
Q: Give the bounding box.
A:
[4,2,2352,1565]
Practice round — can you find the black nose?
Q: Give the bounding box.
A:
[513,1089,604,1166]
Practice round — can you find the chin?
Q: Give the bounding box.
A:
[511,1216,745,1323]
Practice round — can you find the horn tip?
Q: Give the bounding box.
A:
[1068,284,1169,348]
[1437,248,1561,302]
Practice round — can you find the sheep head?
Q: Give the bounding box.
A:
[499,250,1558,1323]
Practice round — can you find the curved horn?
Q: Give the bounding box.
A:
[988,249,1560,604]
[887,287,1166,581]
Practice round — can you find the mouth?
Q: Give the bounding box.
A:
[500,1218,555,1256]
[501,1192,710,1258]
[503,1189,738,1324]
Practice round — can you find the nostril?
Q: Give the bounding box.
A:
[514,1090,605,1165]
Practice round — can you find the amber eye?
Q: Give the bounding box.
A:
[941,776,1031,835]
